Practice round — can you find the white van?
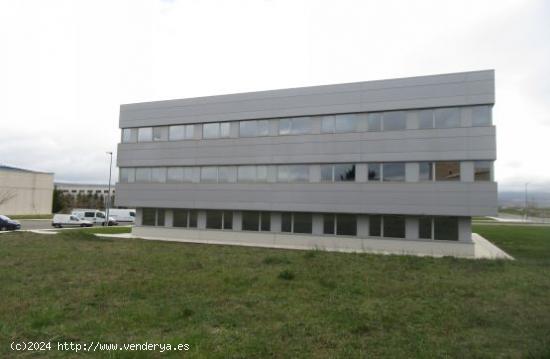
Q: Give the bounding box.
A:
[108,209,136,223]
[52,214,93,228]
[72,209,118,226]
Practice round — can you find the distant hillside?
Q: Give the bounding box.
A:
[499,191,550,208]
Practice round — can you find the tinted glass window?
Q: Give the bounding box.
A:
[260,212,271,231]
[434,108,460,128]
[336,214,356,236]
[151,168,166,183]
[218,166,237,183]
[223,211,233,229]
[321,116,335,133]
[368,163,381,181]
[383,111,406,131]
[257,120,270,136]
[321,165,333,181]
[383,215,405,238]
[201,167,218,183]
[156,209,165,226]
[122,128,137,143]
[153,126,168,141]
[335,114,359,133]
[206,210,223,229]
[279,119,291,135]
[288,165,309,182]
[238,166,256,182]
[435,162,460,181]
[167,167,184,183]
[120,168,135,183]
[142,208,155,226]
[203,123,219,139]
[417,110,434,129]
[169,125,185,141]
[474,161,491,181]
[434,217,458,241]
[334,164,355,182]
[369,215,381,236]
[242,211,260,231]
[472,105,492,127]
[183,168,194,183]
[419,216,432,239]
[185,125,195,139]
[240,120,257,137]
[323,214,335,234]
[256,166,268,182]
[220,123,231,138]
[138,127,153,142]
[383,163,405,182]
[293,213,312,233]
[367,113,382,131]
[189,210,197,228]
[135,168,151,182]
[419,162,433,181]
[173,209,188,227]
[281,213,292,232]
[291,117,312,135]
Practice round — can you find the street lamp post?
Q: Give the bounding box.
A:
[524,182,529,222]
[106,151,113,226]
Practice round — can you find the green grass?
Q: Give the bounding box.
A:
[71,226,132,235]
[6,214,53,219]
[0,225,549,357]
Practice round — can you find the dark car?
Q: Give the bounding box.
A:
[0,215,21,231]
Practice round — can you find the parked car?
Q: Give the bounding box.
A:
[71,209,118,226]
[0,215,21,231]
[52,214,93,228]
[107,209,136,223]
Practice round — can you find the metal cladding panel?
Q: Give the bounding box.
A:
[119,70,495,128]
[117,127,496,167]
[115,182,498,217]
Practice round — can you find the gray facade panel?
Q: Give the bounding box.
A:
[120,70,494,128]
[115,182,497,217]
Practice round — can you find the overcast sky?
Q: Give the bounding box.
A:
[0,0,548,191]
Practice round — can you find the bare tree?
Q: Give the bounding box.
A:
[0,190,16,206]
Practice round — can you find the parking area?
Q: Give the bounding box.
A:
[16,219,53,230]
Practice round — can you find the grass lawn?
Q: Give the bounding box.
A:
[0,225,549,357]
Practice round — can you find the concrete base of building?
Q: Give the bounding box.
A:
[130,226,512,259]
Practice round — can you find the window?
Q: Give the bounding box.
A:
[238,166,256,182]
[419,216,432,239]
[281,213,292,232]
[220,122,230,138]
[122,128,138,143]
[167,167,184,183]
[279,117,312,135]
[138,127,153,142]
[206,210,223,229]
[367,113,382,132]
[119,168,135,183]
[383,215,405,238]
[435,162,460,181]
[334,164,355,182]
[434,108,460,128]
[256,166,268,182]
[142,208,156,225]
[189,210,197,228]
[323,214,335,234]
[260,212,271,231]
[278,165,309,182]
[218,167,237,183]
[383,111,406,131]
[240,120,269,137]
[472,106,492,127]
[368,163,381,181]
[418,110,434,129]
[173,209,188,227]
[369,215,381,236]
[336,214,357,236]
[321,165,333,182]
[169,125,185,140]
[201,167,218,183]
[135,168,152,182]
[223,211,233,229]
[321,116,335,133]
[203,123,220,139]
[382,163,405,182]
[183,168,194,183]
[434,217,458,241]
[293,213,312,234]
[335,114,361,133]
[474,161,491,181]
[157,209,165,226]
[153,126,168,141]
[242,211,260,231]
[419,162,433,181]
[151,167,166,183]
[185,124,195,139]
